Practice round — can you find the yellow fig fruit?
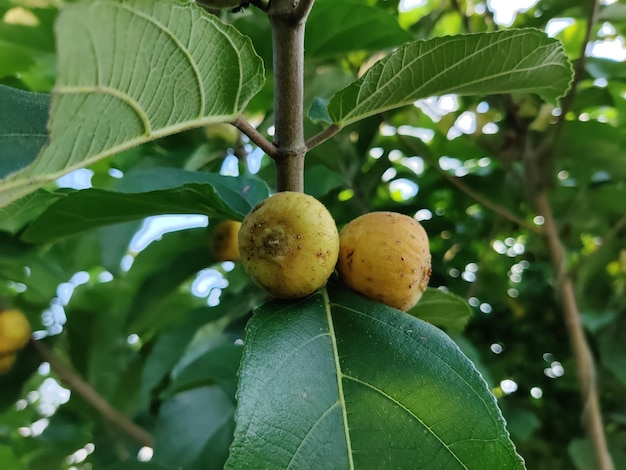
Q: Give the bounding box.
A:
[337,212,431,311]
[0,309,31,354]
[0,353,17,375]
[238,192,339,298]
[212,220,242,262]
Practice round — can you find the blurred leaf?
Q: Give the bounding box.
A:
[165,342,242,397]
[105,462,175,470]
[153,386,235,470]
[586,57,626,81]
[325,29,572,126]
[0,189,64,234]
[304,165,345,198]
[226,284,523,469]
[409,287,473,334]
[0,0,265,207]
[0,85,50,179]
[306,0,413,58]
[21,170,269,242]
[599,314,626,387]
[505,408,541,442]
[0,445,22,470]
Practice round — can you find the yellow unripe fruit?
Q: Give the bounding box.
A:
[238,192,339,298]
[337,212,431,311]
[0,309,31,355]
[0,353,17,375]
[212,220,242,261]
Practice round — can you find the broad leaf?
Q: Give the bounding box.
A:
[0,189,64,234]
[0,0,264,208]
[153,386,235,470]
[409,287,472,334]
[306,0,413,58]
[21,169,270,242]
[325,29,572,126]
[0,85,50,179]
[226,284,524,469]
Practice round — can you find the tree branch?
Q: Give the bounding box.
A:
[398,134,543,234]
[555,0,599,128]
[232,116,278,159]
[268,1,313,192]
[305,124,341,151]
[534,193,614,470]
[31,339,154,449]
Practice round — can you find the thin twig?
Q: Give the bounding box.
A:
[31,339,155,448]
[304,124,341,151]
[555,0,599,129]
[232,116,278,159]
[535,192,614,470]
[398,134,543,234]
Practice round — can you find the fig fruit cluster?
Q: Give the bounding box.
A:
[237,192,431,311]
[0,309,31,375]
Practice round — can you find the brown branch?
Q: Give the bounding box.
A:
[268,0,313,192]
[232,116,278,159]
[555,0,600,129]
[398,134,543,234]
[305,124,341,151]
[31,339,155,449]
[535,193,614,470]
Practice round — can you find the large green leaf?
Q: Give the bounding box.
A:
[306,0,413,58]
[21,169,270,242]
[226,284,524,469]
[325,29,572,126]
[0,0,264,208]
[0,85,50,179]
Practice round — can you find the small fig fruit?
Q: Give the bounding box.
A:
[238,192,339,298]
[212,220,242,261]
[0,309,31,354]
[337,212,431,311]
[0,353,17,375]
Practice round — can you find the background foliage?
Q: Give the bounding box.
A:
[0,0,625,469]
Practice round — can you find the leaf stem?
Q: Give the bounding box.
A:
[305,124,341,151]
[31,339,155,449]
[232,115,278,159]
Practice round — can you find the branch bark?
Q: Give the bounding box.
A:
[268,0,313,192]
[232,115,278,159]
[31,339,155,449]
[534,193,614,470]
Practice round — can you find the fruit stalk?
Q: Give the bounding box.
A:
[268,0,314,192]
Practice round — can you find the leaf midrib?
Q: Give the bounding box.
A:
[323,287,355,470]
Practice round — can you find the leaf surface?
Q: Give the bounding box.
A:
[0,0,264,207]
[226,284,524,469]
[0,85,50,179]
[326,29,572,126]
[21,169,269,242]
